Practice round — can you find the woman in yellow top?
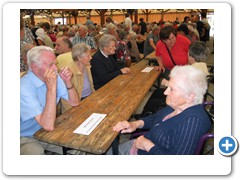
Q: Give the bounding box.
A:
[60,43,95,113]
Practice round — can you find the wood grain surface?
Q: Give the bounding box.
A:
[34,59,160,154]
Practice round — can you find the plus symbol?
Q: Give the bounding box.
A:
[222,139,233,151]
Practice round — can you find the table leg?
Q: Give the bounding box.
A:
[112,135,119,155]
[157,75,160,88]
[62,147,68,155]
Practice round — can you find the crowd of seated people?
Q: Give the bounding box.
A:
[20,13,213,155]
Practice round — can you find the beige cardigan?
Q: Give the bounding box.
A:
[57,54,95,113]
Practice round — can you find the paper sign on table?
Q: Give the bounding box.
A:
[141,67,154,72]
[73,113,107,135]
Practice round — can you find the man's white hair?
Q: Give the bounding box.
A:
[27,46,54,70]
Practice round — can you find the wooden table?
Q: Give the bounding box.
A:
[34,60,160,154]
[145,51,156,59]
[145,51,158,66]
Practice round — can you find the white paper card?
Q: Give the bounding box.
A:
[141,67,154,72]
[73,113,107,135]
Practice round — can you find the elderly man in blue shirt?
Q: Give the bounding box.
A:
[20,46,80,155]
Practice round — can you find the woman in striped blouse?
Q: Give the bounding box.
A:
[110,65,211,155]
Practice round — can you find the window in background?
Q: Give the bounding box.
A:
[54,18,66,25]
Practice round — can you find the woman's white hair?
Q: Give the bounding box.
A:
[170,65,208,104]
[72,43,91,61]
[98,34,116,51]
[27,46,54,70]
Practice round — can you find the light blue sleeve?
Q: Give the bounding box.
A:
[20,83,43,121]
[57,75,69,101]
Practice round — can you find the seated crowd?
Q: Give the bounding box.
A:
[20,13,213,155]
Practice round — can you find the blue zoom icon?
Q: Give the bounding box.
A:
[218,136,238,156]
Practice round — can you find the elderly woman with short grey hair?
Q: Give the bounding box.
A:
[98,34,116,51]
[91,34,130,90]
[108,65,211,155]
[60,43,95,113]
[188,41,210,76]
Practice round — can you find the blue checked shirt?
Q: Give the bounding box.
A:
[72,34,97,49]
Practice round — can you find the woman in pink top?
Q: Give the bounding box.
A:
[155,26,191,73]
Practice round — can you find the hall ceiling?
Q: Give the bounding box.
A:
[20,9,213,18]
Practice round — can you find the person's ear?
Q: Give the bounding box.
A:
[188,56,195,64]
[77,57,82,62]
[30,63,38,72]
[186,93,195,103]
